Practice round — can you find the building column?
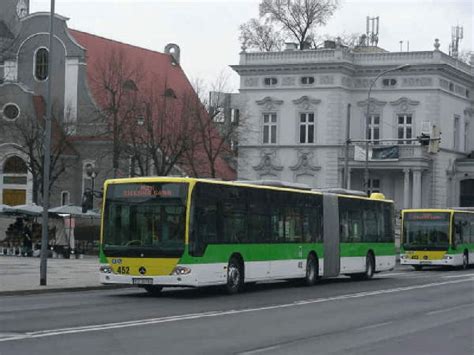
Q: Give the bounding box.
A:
[403,168,411,209]
[412,169,422,208]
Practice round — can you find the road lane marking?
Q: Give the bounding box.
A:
[358,321,393,330]
[442,273,474,279]
[1,277,472,343]
[425,303,474,316]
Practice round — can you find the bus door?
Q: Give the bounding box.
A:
[323,194,340,277]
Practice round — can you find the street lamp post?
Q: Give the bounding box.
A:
[363,64,410,195]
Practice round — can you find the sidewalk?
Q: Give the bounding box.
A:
[0,255,110,295]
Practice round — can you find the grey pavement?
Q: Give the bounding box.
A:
[0,255,102,294]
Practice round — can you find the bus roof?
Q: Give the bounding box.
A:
[402,208,474,214]
[104,177,393,203]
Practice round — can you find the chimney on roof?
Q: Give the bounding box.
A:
[284,42,298,51]
[164,43,180,65]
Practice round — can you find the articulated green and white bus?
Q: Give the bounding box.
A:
[400,208,474,270]
[99,177,395,294]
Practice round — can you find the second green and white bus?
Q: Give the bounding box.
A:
[99,177,396,294]
[400,208,474,270]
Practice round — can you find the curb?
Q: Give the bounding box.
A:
[0,284,132,296]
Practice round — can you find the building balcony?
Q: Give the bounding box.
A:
[342,143,432,169]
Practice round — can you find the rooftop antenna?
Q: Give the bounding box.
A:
[449,25,463,58]
[366,16,379,46]
[399,40,403,52]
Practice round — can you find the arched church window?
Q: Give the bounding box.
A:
[4,156,28,174]
[35,48,49,81]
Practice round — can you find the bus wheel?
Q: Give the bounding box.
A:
[462,252,469,270]
[305,254,318,286]
[351,253,375,280]
[225,256,244,294]
[412,265,423,271]
[362,253,375,280]
[143,285,163,296]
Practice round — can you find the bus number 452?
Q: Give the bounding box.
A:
[116,266,130,274]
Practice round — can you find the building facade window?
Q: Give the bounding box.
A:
[263,77,278,86]
[453,115,460,151]
[231,108,239,123]
[2,156,28,206]
[2,103,20,121]
[367,115,380,144]
[61,191,70,206]
[34,48,49,81]
[397,114,412,144]
[299,112,315,144]
[368,179,381,195]
[382,78,397,87]
[301,76,315,85]
[263,113,277,144]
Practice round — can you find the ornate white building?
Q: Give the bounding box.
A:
[231,41,474,210]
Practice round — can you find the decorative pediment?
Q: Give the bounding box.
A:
[289,151,320,177]
[390,97,420,113]
[357,98,387,114]
[255,97,284,111]
[292,96,321,110]
[253,150,283,176]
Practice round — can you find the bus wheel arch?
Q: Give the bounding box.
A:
[225,253,245,294]
[305,252,319,286]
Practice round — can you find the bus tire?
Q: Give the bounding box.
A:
[462,252,469,270]
[225,256,244,294]
[143,285,163,296]
[412,265,423,271]
[305,254,318,286]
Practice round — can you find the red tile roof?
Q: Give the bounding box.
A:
[69,30,235,180]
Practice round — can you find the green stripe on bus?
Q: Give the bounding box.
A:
[179,243,394,264]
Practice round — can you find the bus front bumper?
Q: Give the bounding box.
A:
[99,263,227,288]
[400,254,461,266]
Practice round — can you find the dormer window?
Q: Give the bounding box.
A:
[264,77,278,86]
[301,76,315,85]
[35,48,49,81]
[382,78,397,87]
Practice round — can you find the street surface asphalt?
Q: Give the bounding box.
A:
[0,265,473,355]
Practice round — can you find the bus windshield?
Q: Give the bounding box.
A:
[402,212,450,250]
[102,182,188,257]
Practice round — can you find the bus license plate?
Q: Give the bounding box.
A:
[133,278,153,285]
[420,260,432,265]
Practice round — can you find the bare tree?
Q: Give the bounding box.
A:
[126,77,195,177]
[239,18,284,52]
[183,73,240,178]
[259,0,339,50]
[92,47,143,177]
[7,101,75,204]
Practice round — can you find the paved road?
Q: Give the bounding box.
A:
[1,266,473,355]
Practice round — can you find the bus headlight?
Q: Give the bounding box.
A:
[400,255,407,259]
[171,266,191,275]
[443,255,453,260]
[99,265,112,274]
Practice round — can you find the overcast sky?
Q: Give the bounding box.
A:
[31,0,473,91]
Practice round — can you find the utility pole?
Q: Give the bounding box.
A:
[343,103,351,189]
[40,0,55,286]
